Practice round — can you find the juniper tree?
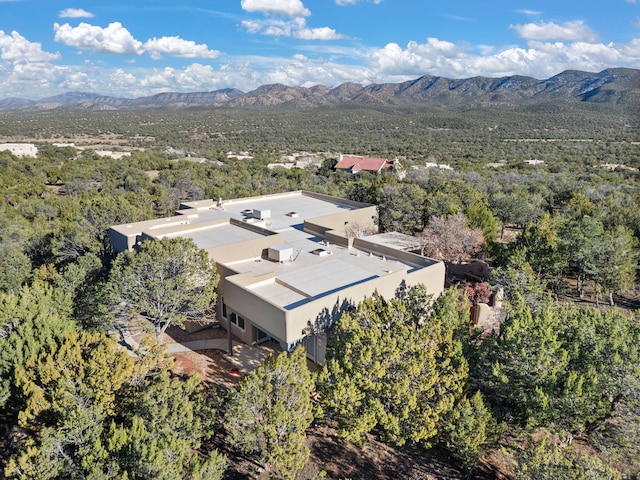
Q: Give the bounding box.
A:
[440,390,500,469]
[0,282,76,412]
[317,287,468,447]
[225,346,314,480]
[5,331,226,480]
[475,296,640,434]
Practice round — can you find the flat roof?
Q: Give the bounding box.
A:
[162,222,267,249]
[110,191,439,312]
[111,191,366,240]
[231,237,420,309]
[363,232,424,251]
[180,191,361,232]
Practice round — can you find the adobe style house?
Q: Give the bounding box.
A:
[334,154,398,174]
[109,191,444,362]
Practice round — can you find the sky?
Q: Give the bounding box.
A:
[0,0,639,100]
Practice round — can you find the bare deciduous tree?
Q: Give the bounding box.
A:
[418,213,485,263]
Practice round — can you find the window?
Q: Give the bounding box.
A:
[222,301,227,318]
[228,311,245,330]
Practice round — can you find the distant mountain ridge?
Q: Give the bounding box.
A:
[1,68,638,112]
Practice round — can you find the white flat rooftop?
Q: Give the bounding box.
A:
[111,191,363,240]
[230,237,420,309]
[179,191,359,232]
[163,222,267,249]
[110,191,438,312]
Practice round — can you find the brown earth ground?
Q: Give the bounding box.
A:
[128,320,243,388]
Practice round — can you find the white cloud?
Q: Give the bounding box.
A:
[511,20,598,42]
[368,36,640,81]
[371,38,461,77]
[3,30,640,100]
[335,0,382,4]
[110,69,138,89]
[54,22,144,55]
[139,63,226,92]
[241,0,310,17]
[241,17,343,40]
[516,9,542,16]
[58,70,100,91]
[241,20,263,34]
[295,26,343,40]
[58,8,94,18]
[53,22,221,60]
[143,36,221,60]
[632,16,640,29]
[1,14,639,101]
[236,55,372,88]
[0,30,60,63]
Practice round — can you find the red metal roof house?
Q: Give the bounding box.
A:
[335,154,396,173]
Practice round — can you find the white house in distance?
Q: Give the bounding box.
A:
[109,191,445,362]
[0,143,38,157]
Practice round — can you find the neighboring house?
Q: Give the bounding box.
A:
[0,143,38,157]
[226,151,254,160]
[334,154,397,174]
[424,161,454,170]
[94,150,132,160]
[109,191,445,362]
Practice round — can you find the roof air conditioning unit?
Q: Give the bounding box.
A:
[253,208,271,220]
[268,245,293,262]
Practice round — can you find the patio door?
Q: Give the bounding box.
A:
[256,327,270,344]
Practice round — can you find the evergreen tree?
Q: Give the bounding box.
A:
[559,215,605,298]
[225,346,314,480]
[516,212,566,290]
[0,282,76,412]
[107,237,218,340]
[475,294,570,427]
[490,248,550,312]
[441,390,500,469]
[589,225,638,306]
[0,242,32,293]
[475,298,640,434]
[513,438,622,480]
[317,288,468,447]
[110,372,224,480]
[5,330,225,480]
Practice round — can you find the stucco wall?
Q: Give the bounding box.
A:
[304,205,378,237]
[0,143,38,157]
[223,272,289,343]
[220,260,445,346]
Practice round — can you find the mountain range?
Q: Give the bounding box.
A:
[0,68,638,112]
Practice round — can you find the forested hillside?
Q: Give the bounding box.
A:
[1,68,638,111]
[0,103,638,479]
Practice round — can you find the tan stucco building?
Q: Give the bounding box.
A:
[109,191,445,361]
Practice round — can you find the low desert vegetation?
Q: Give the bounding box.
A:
[1,103,638,478]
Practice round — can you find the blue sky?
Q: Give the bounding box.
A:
[0,0,639,99]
